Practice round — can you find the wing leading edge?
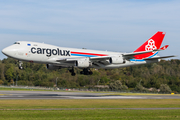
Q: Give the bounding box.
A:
[143,55,176,60]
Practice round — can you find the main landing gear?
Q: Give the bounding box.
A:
[80,68,93,75]
[69,67,76,76]
[69,68,93,76]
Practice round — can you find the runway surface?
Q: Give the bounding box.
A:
[0,90,180,99]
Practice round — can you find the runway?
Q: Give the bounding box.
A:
[0,90,180,99]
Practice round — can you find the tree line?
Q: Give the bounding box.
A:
[0,58,179,93]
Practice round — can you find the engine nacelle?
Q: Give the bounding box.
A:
[46,64,61,70]
[109,56,125,64]
[75,58,92,68]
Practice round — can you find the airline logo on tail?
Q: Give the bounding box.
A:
[145,39,157,51]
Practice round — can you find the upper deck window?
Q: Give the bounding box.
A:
[14,42,20,44]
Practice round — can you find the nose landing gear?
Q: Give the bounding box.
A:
[19,61,23,69]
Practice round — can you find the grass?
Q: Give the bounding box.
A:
[0,87,54,91]
[0,99,180,109]
[0,99,180,119]
[0,109,180,120]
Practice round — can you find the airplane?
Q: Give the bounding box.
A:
[2,31,175,76]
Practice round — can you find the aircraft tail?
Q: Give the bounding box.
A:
[133,31,166,59]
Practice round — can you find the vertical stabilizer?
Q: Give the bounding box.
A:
[134,31,165,59]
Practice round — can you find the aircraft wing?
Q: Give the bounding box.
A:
[55,45,171,63]
[55,56,111,67]
[89,56,110,61]
[143,55,176,60]
[123,45,169,59]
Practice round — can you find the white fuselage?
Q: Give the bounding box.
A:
[2,41,158,69]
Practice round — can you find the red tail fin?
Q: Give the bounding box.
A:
[134,31,166,59]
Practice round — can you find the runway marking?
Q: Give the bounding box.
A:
[0,108,180,111]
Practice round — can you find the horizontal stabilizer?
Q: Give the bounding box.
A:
[123,45,169,59]
[123,49,161,59]
[159,45,169,50]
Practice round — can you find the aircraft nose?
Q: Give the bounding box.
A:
[2,46,17,57]
[2,47,8,55]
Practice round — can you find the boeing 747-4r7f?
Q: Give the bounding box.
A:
[2,31,175,76]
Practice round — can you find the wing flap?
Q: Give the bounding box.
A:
[56,57,85,62]
[56,56,110,62]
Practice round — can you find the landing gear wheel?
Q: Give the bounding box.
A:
[89,71,93,75]
[71,73,76,76]
[81,68,93,75]
[19,66,23,70]
[80,71,84,74]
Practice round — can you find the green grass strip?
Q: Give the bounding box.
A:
[0,109,180,120]
[0,99,180,109]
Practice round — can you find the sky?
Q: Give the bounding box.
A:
[0,0,180,60]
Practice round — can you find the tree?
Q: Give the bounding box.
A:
[109,80,128,91]
[1,57,180,93]
[134,81,149,92]
[5,66,14,81]
[0,80,3,85]
[0,63,5,81]
[134,84,144,91]
[160,84,172,93]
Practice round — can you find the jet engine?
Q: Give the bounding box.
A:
[75,58,92,68]
[46,64,61,70]
[109,56,125,64]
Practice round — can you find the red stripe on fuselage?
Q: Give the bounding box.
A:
[71,51,108,56]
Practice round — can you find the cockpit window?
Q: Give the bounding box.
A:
[14,42,20,44]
